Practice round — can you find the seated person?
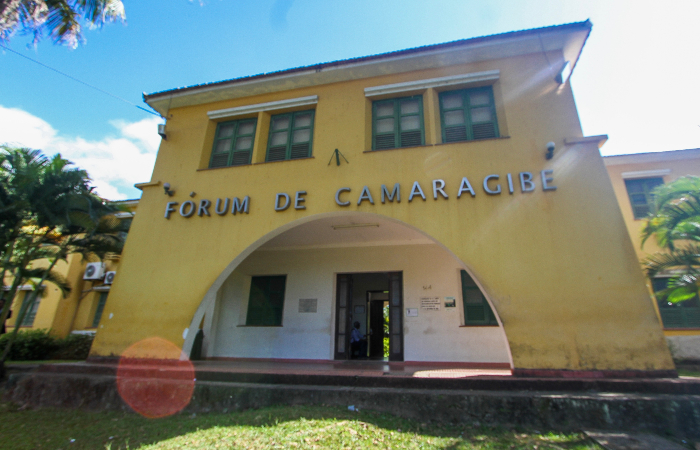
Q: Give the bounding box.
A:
[350,321,368,359]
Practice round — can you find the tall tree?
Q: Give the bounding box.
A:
[642,176,700,303]
[0,0,125,48]
[0,145,128,377]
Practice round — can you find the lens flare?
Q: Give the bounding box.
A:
[116,337,195,418]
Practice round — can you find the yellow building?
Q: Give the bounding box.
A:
[604,149,700,362]
[85,21,675,377]
[4,199,136,339]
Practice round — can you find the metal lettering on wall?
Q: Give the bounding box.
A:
[163,171,556,219]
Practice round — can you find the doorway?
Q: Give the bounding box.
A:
[367,291,388,360]
[334,272,403,361]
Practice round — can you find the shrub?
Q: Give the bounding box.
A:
[0,330,94,361]
[0,329,58,361]
[50,333,94,360]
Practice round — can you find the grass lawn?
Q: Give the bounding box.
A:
[0,401,602,450]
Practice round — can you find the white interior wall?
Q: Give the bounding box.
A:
[211,244,510,363]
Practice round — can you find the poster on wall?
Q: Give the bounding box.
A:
[444,297,456,308]
[406,308,418,317]
[420,297,441,311]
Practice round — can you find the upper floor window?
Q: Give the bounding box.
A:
[372,96,424,150]
[439,87,499,143]
[209,118,257,168]
[266,110,315,162]
[624,177,663,219]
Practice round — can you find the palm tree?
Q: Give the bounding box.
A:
[641,176,700,304]
[0,145,128,377]
[0,0,125,48]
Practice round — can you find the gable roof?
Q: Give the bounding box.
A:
[144,20,591,116]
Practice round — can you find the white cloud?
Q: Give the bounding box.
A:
[0,106,161,200]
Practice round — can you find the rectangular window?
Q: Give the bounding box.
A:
[266,110,314,161]
[460,270,498,326]
[209,118,257,168]
[624,177,663,219]
[21,294,40,327]
[372,95,424,150]
[92,292,109,328]
[246,275,287,326]
[652,278,700,329]
[439,86,499,143]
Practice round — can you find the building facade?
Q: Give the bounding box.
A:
[87,21,675,376]
[3,200,136,338]
[605,149,700,362]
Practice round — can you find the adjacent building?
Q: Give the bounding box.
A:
[604,149,700,361]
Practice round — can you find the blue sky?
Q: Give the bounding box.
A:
[1,0,698,199]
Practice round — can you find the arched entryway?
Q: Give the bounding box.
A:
[183,212,512,367]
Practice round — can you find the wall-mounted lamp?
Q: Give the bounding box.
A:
[545,142,556,160]
[163,182,175,196]
[158,123,167,140]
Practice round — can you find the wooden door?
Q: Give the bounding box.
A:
[388,272,404,361]
[334,274,353,360]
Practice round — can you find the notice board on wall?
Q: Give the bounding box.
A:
[420,297,441,311]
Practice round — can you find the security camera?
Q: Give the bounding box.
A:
[546,141,556,160]
[163,183,175,196]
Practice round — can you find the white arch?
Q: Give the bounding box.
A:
[181,211,513,368]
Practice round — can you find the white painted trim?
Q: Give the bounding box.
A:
[2,285,44,291]
[621,169,671,179]
[207,95,319,120]
[364,70,500,97]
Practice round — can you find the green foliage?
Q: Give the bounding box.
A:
[0,330,93,361]
[0,0,126,48]
[0,403,603,450]
[642,176,700,303]
[50,333,94,360]
[0,146,127,368]
[0,329,57,361]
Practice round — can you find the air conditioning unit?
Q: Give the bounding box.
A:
[104,271,116,284]
[83,262,105,280]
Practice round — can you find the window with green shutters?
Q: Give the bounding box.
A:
[372,96,425,150]
[460,270,498,326]
[439,87,499,143]
[209,118,257,168]
[266,110,314,162]
[20,293,40,327]
[652,277,700,329]
[92,292,109,328]
[624,177,664,219]
[245,275,287,326]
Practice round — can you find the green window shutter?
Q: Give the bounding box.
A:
[266,110,315,162]
[92,292,109,328]
[246,275,287,326]
[653,277,700,328]
[460,270,498,326]
[20,294,40,327]
[210,119,257,168]
[372,96,424,150]
[624,177,664,219]
[440,87,499,143]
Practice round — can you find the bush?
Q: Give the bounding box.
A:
[50,333,94,360]
[0,329,58,361]
[0,330,94,361]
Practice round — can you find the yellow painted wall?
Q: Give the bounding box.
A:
[91,47,672,371]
